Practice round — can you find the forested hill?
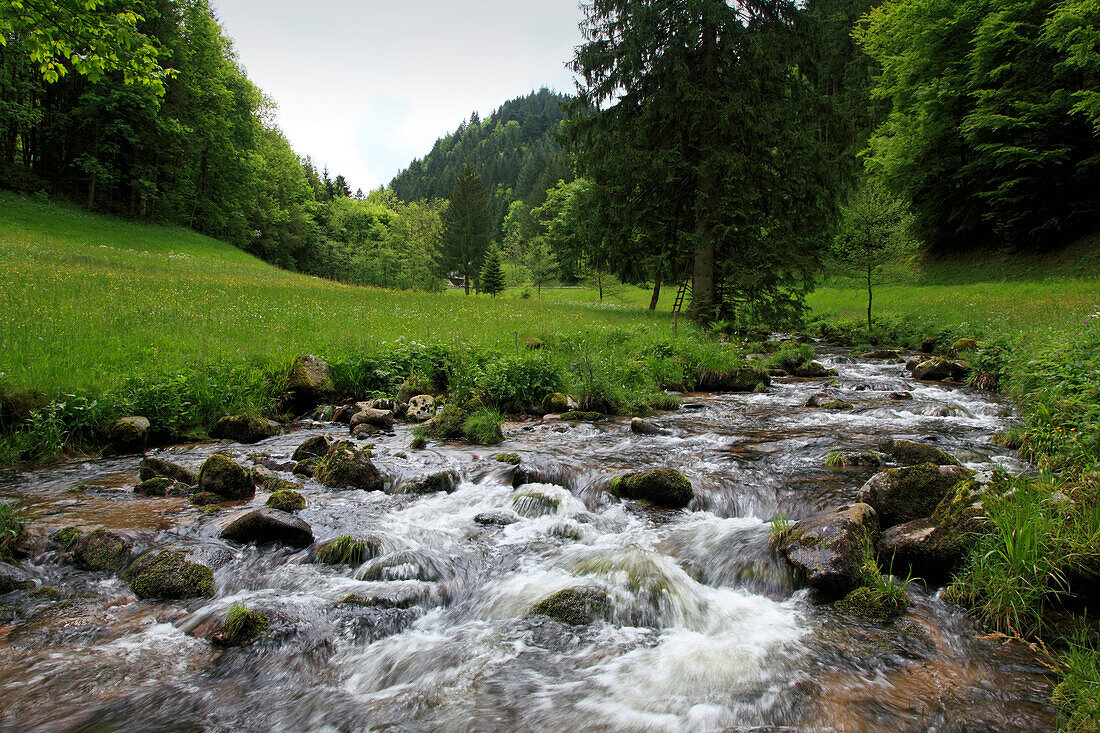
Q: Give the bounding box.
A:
[389,88,574,235]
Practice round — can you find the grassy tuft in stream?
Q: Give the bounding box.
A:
[0,502,27,561]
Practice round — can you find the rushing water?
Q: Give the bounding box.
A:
[0,349,1057,732]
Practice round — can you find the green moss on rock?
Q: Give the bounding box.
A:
[836,585,909,621]
[494,453,522,465]
[314,535,373,565]
[51,527,83,550]
[266,490,306,512]
[72,529,132,573]
[608,468,694,509]
[212,603,269,647]
[314,442,384,491]
[541,393,569,414]
[138,457,197,486]
[198,454,255,501]
[560,411,605,422]
[526,586,612,626]
[134,477,191,497]
[124,549,215,600]
[878,439,960,467]
[292,435,333,462]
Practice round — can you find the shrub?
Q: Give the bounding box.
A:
[0,502,27,561]
[477,355,565,411]
[462,408,505,445]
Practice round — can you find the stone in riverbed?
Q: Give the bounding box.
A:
[292,435,332,462]
[286,355,334,410]
[541,393,570,415]
[211,414,282,444]
[397,470,458,495]
[198,454,255,501]
[780,503,879,595]
[349,408,395,432]
[124,549,215,599]
[861,349,902,361]
[0,563,33,594]
[138,457,197,486]
[134,477,191,497]
[219,508,313,548]
[108,416,150,454]
[878,439,960,467]
[630,417,663,435]
[609,468,693,509]
[856,463,974,528]
[314,442,384,492]
[265,489,306,512]
[405,395,436,423]
[474,511,519,527]
[913,358,969,382]
[526,586,612,626]
[72,529,132,573]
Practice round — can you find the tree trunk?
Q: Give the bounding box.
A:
[692,235,715,324]
[649,272,661,310]
[464,267,471,296]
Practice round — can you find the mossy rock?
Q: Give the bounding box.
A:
[695,365,771,392]
[827,451,884,468]
[198,454,255,501]
[878,439,959,467]
[292,459,316,478]
[779,503,880,595]
[493,452,522,465]
[201,505,222,515]
[212,604,269,647]
[608,468,693,509]
[138,457,197,486]
[526,586,612,626]
[857,463,974,528]
[0,563,33,594]
[314,442,384,492]
[287,355,334,409]
[256,475,301,495]
[397,374,434,403]
[266,490,306,512]
[821,401,854,411]
[292,435,333,462]
[398,471,458,495]
[511,487,564,518]
[51,527,83,550]
[560,411,605,422]
[108,416,150,454]
[952,338,978,352]
[72,529,132,573]
[134,477,192,497]
[313,535,378,565]
[124,549,215,600]
[212,414,281,444]
[190,491,222,506]
[836,585,909,621]
[541,393,569,414]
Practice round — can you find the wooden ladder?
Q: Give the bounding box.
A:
[671,264,692,336]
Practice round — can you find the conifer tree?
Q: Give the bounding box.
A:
[442,163,491,295]
[479,245,505,297]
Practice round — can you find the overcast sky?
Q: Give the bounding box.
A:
[211,0,585,192]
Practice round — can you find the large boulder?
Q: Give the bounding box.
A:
[124,550,215,599]
[349,408,395,432]
[397,470,458,495]
[526,586,613,626]
[609,468,693,509]
[541,393,570,415]
[286,355,334,410]
[198,454,255,501]
[219,508,313,548]
[72,529,132,573]
[211,414,281,444]
[108,416,150,454]
[912,358,969,382]
[405,395,436,423]
[856,463,974,528]
[292,435,333,462]
[314,442,384,491]
[139,457,197,486]
[877,474,997,581]
[791,362,834,378]
[878,439,959,467]
[780,503,879,595]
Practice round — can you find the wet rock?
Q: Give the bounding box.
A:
[108,416,150,454]
[397,470,458,495]
[889,392,913,401]
[835,585,908,621]
[211,414,282,444]
[287,355,334,410]
[821,400,854,411]
[292,459,316,478]
[124,549,215,600]
[804,392,837,408]
[308,404,336,422]
[190,491,222,506]
[560,411,605,422]
[609,468,693,509]
[405,394,436,423]
[313,535,378,565]
[360,549,445,582]
[526,586,612,626]
[780,503,879,595]
[265,489,306,512]
[198,454,255,501]
[219,508,313,548]
[351,423,381,439]
[251,470,300,495]
[877,475,997,581]
[541,392,569,414]
[211,605,269,647]
[367,398,399,412]
[133,477,191,497]
[474,511,519,527]
[512,487,564,518]
[861,349,902,361]
[828,451,884,468]
[350,408,395,432]
[341,587,426,609]
[878,439,960,467]
[630,417,662,435]
[138,457,197,486]
[493,452,522,465]
[905,357,922,372]
[791,362,833,378]
[72,529,132,573]
[0,563,33,594]
[913,358,970,382]
[292,435,333,462]
[856,463,974,528]
[314,441,384,492]
[50,527,83,551]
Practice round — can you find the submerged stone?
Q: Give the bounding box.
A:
[609,468,693,509]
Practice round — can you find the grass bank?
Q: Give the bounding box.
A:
[0,192,754,463]
[809,247,1100,732]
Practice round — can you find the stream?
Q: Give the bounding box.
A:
[0,348,1058,732]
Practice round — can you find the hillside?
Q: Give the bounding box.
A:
[389,88,573,237]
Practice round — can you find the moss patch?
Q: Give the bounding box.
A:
[266,489,306,512]
[124,549,215,599]
[213,603,269,647]
[609,468,694,509]
[526,586,612,626]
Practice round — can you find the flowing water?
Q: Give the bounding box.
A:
[0,349,1057,732]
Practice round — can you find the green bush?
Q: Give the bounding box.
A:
[0,502,27,561]
[477,355,565,411]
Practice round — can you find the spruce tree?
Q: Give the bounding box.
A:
[442,163,491,295]
[480,245,506,297]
